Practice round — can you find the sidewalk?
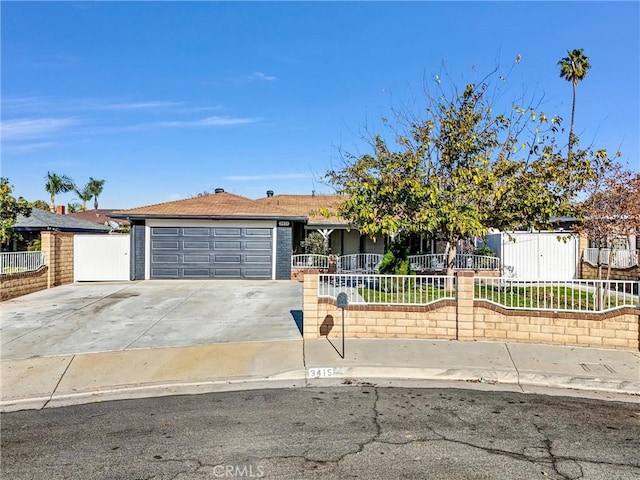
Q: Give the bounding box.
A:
[1,338,638,412]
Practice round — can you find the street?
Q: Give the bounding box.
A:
[2,387,639,479]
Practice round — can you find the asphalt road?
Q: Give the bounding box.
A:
[2,387,639,479]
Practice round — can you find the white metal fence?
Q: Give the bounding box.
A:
[474,276,639,313]
[0,251,47,274]
[336,254,383,274]
[408,254,500,271]
[318,273,456,306]
[291,254,330,269]
[583,248,639,269]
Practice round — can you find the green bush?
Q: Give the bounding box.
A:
[474,245,496,257]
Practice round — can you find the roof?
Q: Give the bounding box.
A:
[66,209,131,227]
[111,191,305,220]
[14,208,111,232]
[255,194,348,226]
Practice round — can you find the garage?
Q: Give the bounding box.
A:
[150,226,273,279]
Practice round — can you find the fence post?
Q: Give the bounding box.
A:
[456,271,475,341]
[303,272,320,339]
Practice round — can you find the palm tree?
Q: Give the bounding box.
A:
[557,48,591,160]
[88,178,105,209]
[44,172,75,212]
[74,184,94,211]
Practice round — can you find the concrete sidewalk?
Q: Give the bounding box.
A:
[1,338,638,412]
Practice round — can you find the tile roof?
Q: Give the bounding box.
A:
[255,194,349,225]
[111,192,303,219]
[66,209,131,227]
[14,208,111,232]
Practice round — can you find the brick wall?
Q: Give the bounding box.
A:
[0,267,49,301]
[581,262,639,281]
[303,272,640,350]
[1,231,75,301]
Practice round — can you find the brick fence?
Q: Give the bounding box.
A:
[303,272,640,351]
[1,231,75,301]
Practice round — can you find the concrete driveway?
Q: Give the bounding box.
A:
[0,280,303,360]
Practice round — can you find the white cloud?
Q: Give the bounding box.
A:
[101,101,184,110]
[224,173,311,181]
[1,117,78,140]
[2,141,59,154]
[154,116,262,128]
[251,72,277,81]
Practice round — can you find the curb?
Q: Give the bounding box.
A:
[3,366,638,413]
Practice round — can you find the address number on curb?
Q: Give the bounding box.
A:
[308,367,334,378]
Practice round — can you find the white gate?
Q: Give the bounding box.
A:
[74,234,130,281]
[486,232,577,280]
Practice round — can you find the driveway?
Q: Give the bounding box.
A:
[0,280,303,360]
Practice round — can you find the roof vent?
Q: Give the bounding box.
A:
[214,188,225,194]
[266,190,274,197]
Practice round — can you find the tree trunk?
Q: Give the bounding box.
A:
[445,241,456,292]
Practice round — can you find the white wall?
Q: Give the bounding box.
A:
[74,234,130,281]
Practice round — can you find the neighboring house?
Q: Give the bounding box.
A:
[8,208,111,251]
[66,209,131,230]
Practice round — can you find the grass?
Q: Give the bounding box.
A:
[475,284,632,310]
[356,283,633,310]
[358,284,454,304]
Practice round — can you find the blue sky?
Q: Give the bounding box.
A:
[2,1,639,209]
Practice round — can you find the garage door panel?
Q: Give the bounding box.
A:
[152,254,179,263]
[152,268,180,277]
[183,228,210,236]
[244,268,272,278]
[214,254,241,263]
[183,241,210,249]
[214,228,241,236]
[245,228,271,236]
[245,241,271,250]
[152,241,180,250]
[246,255,271,264]
[152,227,179,235]
[183,268,211,278]
[150,227,272,279]
[183,254,210,263]
[214,241,242,249]
[213,268,242,278]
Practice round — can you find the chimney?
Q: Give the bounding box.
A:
[214,188,225,194]
[55,205,65,215]
[266,190,274,197]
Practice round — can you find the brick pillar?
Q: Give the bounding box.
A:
[41,231,56,288]
[577,233,589,278]
[455,271,475,341]
[303,272,320,339]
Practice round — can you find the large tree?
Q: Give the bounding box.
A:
[1,178,32,245]
[327,67,605,276]
[574,162,640,280]
[88,178,105,209]
[558,48,591,161]
[44,172,75,212]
